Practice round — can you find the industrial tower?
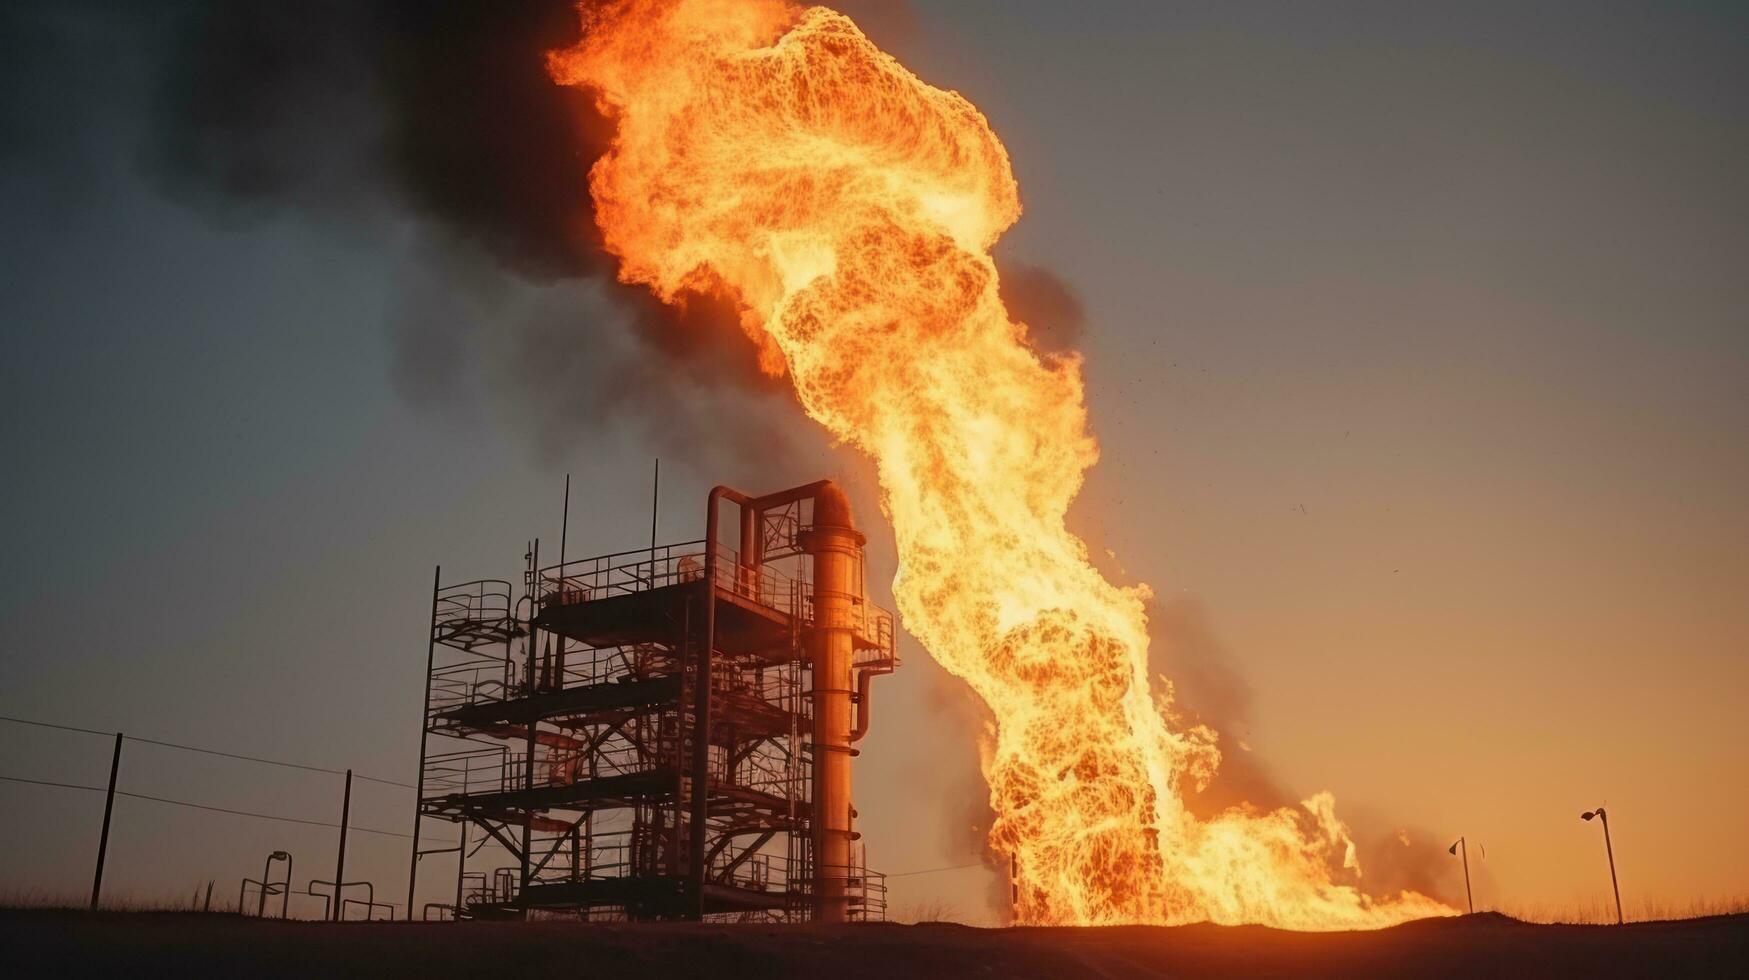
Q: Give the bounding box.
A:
[406,481,898,922]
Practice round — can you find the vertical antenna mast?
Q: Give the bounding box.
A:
[560,474,571,566]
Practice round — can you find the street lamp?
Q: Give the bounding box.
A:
[1447,837,1474,914]
[1580,808,1622,925]
[258,850,293,919]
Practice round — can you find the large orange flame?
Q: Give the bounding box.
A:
[550,0,1451,928]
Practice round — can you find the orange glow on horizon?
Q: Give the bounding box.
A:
[549,0,1453,928]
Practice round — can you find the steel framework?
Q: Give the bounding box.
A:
[407,481,898,922]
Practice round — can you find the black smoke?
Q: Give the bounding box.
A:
[4,0,1086,470]
[137,0,791,467]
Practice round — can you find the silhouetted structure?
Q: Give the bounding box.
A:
[407,481,898,922]
[1582,807,1624,925]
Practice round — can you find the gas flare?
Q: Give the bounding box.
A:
[550,0,1451,928]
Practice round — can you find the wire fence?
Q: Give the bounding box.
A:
[0,713,441,916]
[0,774,410,839]
[0,714,420,840]
[0,712,993,917]
[0,715,413,788]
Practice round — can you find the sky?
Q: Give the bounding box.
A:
[1,0,1745,924]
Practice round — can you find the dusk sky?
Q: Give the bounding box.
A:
[2,1,1745,923]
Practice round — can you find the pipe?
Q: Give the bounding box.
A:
[849,663,894,744]
[802,481,862,924]
[694,480,872,923]
[739,492,760,598]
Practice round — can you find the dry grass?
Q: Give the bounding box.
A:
[1496,894,1749,925]
[0,886,241,914]
[891,897,966,925]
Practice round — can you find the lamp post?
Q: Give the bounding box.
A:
[258,851,292,918]
[1447,837,1473,914]
[1581,808,1622,925]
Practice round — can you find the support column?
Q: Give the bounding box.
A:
[455,821,468,920]
[407,565,440,919]
[691,497,726,920]
[520,543,540,918]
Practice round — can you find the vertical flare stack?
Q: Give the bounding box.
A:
[801,483,864,923]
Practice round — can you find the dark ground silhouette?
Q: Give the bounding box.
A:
[4,909,1747,978]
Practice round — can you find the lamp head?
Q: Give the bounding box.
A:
[1581,811,1597,821]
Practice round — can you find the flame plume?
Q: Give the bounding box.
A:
[550,0,1451,928]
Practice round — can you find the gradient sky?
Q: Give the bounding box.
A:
[2,1,1745,924]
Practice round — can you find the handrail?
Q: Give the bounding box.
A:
[432,579,519,652]
[543,539,707,569]
[534,540,897,658]
[420,744,511,798]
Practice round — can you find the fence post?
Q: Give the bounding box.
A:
[333,769,352,921]
[89,732,123,909]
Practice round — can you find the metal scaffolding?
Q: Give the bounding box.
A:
[407,481,898,922]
